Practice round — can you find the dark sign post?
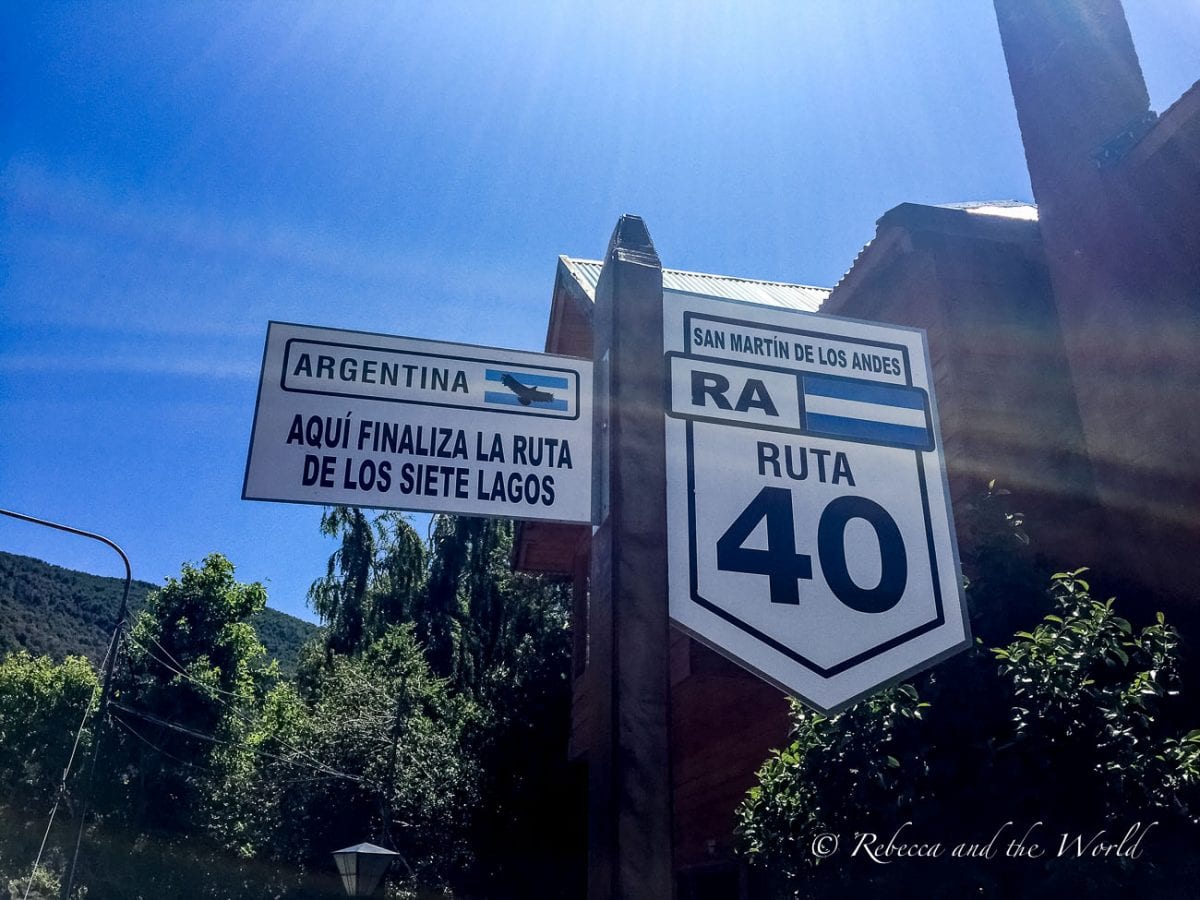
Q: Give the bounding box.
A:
[588,216,674,899]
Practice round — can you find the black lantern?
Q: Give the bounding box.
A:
[331,842,399,897]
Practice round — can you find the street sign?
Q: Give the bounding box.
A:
[244,321,592,523]
[664,291,969,713]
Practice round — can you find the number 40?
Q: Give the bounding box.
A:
[715,486,907,614]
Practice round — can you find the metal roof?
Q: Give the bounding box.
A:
[560,257,829,312]
[938,200,1039,221]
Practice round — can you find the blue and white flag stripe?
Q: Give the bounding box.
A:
[484,370,569,389]
[483,393,569,411]
[483,369,571,411]
[802,374,932,450]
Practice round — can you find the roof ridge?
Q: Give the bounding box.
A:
[561,256,830,293]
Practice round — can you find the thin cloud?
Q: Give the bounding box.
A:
[0,352,259,381]
[3,160,549,343]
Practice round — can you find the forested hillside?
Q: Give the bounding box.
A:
[0,513,582,899]
[0,552,315,675]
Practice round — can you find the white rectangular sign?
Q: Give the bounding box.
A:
[244,322,592,523]
[664,291,969,713]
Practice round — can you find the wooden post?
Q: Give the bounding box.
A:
[588,215,674,899]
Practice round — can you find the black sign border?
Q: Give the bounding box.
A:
[279,336,582,422]
[681,310,945,679]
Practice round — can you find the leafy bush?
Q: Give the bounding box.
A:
[216,623,482,894]
[736,514,1200,898]
[995,570,1200,824]
[0,651,97,804]
[5,861,76,900]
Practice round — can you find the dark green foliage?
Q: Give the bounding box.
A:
[307,509,428,660]
[422,515,557,693]
[736,685,931,893]
[0,510,582,899]
[223,624,481,891]
[994,570,1200,823]
[0,651,97,805]
[0,550,147,662]
[955,480,1045,643]
[308,507,376,656]
[0,555,319,900]
[58,824,347,900]
[446,520,583,899]
[105,554,273,835]
[0,815,75,900]
[0,653,99,900]
[735,492,1200,899]
[71,555,315,900]
[305,509,583,898]
[419,514,476,680]
[367,512,427,641]
[0,551,316,676]
[372,514,583,896]
[249,606,320,679]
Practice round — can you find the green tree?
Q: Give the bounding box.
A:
[297,511,584,896]
[308,507,376,657]
[5,555,288,900]
[434,516,508,688]
[0,653,97,900]
[106,554,271,836]
[419,516,562,691]
[419,516,583,897]
[366,512,426,641]
[993,569,1200,825]
[418,514,474,680]
[0,652,97,805]
[307,508,426,660]
[227,624,480,894]
[463,569,581,899]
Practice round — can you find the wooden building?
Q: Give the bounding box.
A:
[516,1,1200,896]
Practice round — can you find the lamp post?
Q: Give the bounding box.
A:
[333,675,410,897]
[332,843,399,898]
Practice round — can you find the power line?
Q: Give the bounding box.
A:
[111,713,221,775]
[139,630,254,703]
[129,626,419,767]
[122,632,350,778]
[109,702,363,783]
[0,508,135,900]
[21,639,115,900]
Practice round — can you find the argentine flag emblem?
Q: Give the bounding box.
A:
[801,374,933,451]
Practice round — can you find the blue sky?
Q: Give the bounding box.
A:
[2,1,1197,624]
